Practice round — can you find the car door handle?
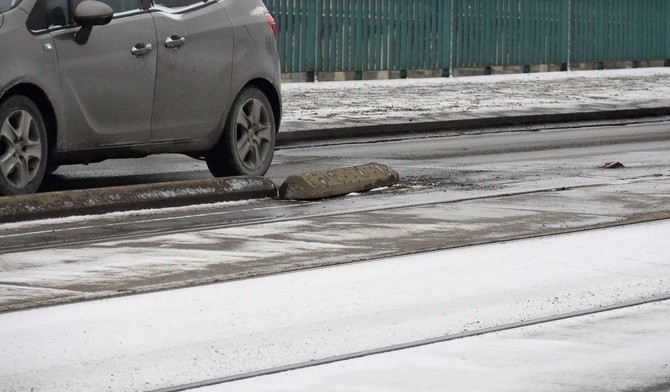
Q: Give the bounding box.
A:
[165,35,186,49]
[131,43,153,57]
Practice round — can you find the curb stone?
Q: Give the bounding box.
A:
[279,163,400,200]
[0,177,277,223]
[277,106,670,146]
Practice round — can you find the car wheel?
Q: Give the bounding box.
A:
[206,86,276,177]
[0,96,48,196]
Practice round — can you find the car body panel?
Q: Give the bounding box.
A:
[149,3,234,143]
[227,1,282,119]
[0,4,60,109]
[17,0,32,12]
[49,13,157,148]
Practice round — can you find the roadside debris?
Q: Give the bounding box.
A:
[279,163,399,200]
[600,162,625,169]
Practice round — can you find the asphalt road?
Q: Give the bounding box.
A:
[1,121,669,311]
[39,119,670,192]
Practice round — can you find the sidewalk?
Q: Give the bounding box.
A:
[279,68,670,142]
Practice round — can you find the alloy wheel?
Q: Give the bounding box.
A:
[235,98,272,173]
[0,109,43,189]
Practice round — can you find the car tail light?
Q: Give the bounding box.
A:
[265,13,278,38]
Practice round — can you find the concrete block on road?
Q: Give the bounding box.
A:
[0,177,277,223]
[278,163,399,200]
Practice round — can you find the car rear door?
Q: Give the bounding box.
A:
[47,0,157,148]
[149,0,234,143]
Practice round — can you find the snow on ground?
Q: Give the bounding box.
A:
[281,68,670,128]
[0,220,668,391]
[206,301,670,392]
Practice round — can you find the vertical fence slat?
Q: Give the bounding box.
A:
[439,0,451,74]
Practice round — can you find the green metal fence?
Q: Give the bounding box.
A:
[571,0,668,64]
[265,0,670,75]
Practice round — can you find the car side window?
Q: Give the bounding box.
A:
[44,0,68,27]
[153,0,205,11]
[41,0,140,28]
[71,0,141,15]
[98,0,141,13]
[1,0,21,13]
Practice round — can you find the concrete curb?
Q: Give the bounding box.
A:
[279,163,400,200]
[0,177,277,223]
[277,106,670,146]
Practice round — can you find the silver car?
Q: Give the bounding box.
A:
[0,0,281,195]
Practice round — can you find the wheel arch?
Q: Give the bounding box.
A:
[243,78,282,131]
[1,83,57,156]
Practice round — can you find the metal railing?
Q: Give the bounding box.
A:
[265,0,669,76]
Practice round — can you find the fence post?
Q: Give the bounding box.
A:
[355,0,364,80]
[560,0,570,71]
[596,0,605,67]
[305,0,317,82]
[522,0,532,73]
[440,0,452,77]
[399,0,409,78]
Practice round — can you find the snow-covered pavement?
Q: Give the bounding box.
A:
[281,67,670,133]
[1,220,668,391]
[207,300,670,392]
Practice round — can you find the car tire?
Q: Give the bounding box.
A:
[0,96,48,196]
[206,86,276,177]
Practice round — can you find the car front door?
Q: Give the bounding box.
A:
[148,0,234,143]
[47,0,157,148]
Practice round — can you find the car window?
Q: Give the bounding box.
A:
[0,0,21,13]
[44,0,68,27]
[42,0,140,28]
[97,0,141,13]
[152,0,206,12]
[71,0,141,15]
